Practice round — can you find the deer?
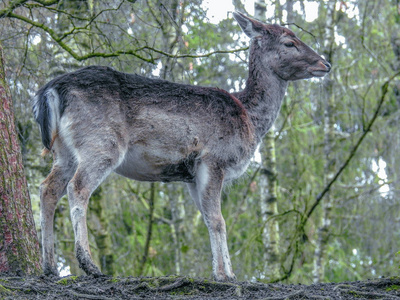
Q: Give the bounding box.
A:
[32,12,330,281]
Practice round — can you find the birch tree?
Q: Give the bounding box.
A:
[254,0,281,281]
[312,0,337,283]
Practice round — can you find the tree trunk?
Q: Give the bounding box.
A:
[159,0,186,81]
[138,183,156,276]
[158,1,186,275]
[255,0,281,281]
[254,0,266,19]
[312,0,337,283]
[259,126,281,280]
[167,183,184,275]
[0,43,41,275]
[313,83,335,283]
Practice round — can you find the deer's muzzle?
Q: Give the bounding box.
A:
[308,60,331,77]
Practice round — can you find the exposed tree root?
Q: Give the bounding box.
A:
[0,274,400,299]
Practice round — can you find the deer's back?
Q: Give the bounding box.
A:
[45,66,256,183]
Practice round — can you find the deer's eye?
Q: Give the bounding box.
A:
[284,42,295,47]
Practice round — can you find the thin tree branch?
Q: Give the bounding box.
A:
[0,0,28,18]
[0,0,59,18]
[5,11,156,63]
[360,1,390,75]
[141,45,249,59]
[305,71,400,222]
[275,98,300,141]
[281,22,319,45]
[3,9,248,63]
[32,0,59,5]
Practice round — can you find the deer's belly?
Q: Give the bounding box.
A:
[115,140,255,183]
[224,159,251,182]
[114,146,197,183]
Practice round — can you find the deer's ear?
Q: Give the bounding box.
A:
[233,12,266,39]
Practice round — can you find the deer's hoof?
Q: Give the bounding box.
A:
[76,242,103,277]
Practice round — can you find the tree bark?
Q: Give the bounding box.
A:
[167,183,184,275]
[158,0,187,275]
[312,0,337,283]
[0,43,41,275]
[138,183,156,276]
[259,126,281,280]
[255,0,281,281]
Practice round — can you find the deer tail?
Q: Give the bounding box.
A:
[32,87,61,155]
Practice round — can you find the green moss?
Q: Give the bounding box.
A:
[169,291,184,295]
[109,277,120,283]
[390,276,400,280]
[0,284,14,296]
[140,278,159,288]
[347,290,362,298]
[386,285,400,292]
[56,276,78,285]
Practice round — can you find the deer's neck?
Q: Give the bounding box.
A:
[233,43,288,143]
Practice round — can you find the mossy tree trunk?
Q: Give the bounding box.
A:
[259,127,281,280]
[158,0,187,275]
[313,0,337,283]
[255,0,281,281]
[0,43,41,276]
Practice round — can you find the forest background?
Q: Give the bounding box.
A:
[0,0,400,285]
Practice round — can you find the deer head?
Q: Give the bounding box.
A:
[233,12,331,81]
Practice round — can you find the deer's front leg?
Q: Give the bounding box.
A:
[195,162,236,282]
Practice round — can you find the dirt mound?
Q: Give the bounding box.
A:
[1,274,400,299]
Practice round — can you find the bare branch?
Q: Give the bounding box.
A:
[3,6,248,64]
[0,0,58,18]
[141,45,249,59]
[305,71,400,221]
[0,0,28,18]
[32,0,59,5]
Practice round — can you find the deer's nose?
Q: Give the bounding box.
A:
[308,60,331,77]
[324,61,331,71]
[321,61,331,72]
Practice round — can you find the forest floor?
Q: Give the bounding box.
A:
[1,274,400,299]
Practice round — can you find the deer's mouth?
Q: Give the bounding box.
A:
[308,61,331,77]
[309,69,330,77]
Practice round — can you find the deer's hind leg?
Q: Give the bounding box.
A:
[67,144,126,276]
[40,144,77,276]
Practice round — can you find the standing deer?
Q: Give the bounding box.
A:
[33,12,330,281]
